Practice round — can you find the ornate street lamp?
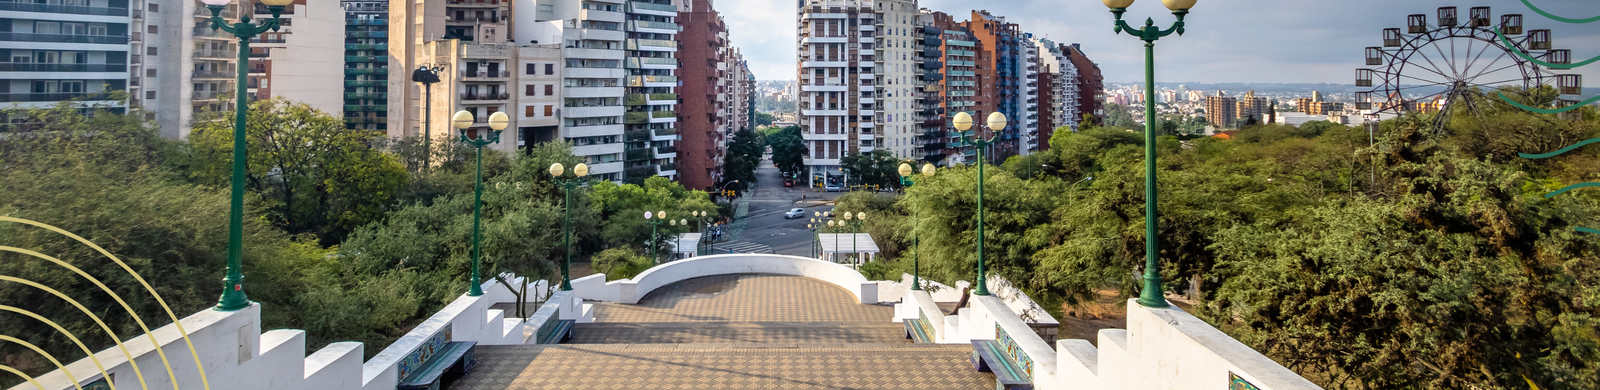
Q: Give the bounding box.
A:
[644,210,667,262]
[549,162,589,291]
[952,111,1007,296]
[842,212,867,269]
[1105,0,1196,308]
[899,163,935,290]
[202,0,293,311]
[457,110,509,296]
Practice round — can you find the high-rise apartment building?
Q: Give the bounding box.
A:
[1018,31,1038,155]
[678,0,738,190]
[1062,43,1103,123]
[389,0,511,144]
[1236,90,1268,124]
[965,10,1019,162]
[911,9,945,165]
[795,0,876,187]
[873,0,916,161]
[342,0,387,131]
[0,0,135,115]
[1034,36,1079,149]
[1205,90,1236,129]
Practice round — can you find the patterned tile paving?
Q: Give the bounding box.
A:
[448,344,992,390]
[592,274,894,323]
[445,274,996,389]
[569,322,910,344]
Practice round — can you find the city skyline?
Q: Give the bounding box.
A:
[728,0,1600,86]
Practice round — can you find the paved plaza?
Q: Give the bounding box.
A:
[448,274,995,389]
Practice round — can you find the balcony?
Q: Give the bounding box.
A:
[625,112,649,124]
[628,1,676,15]
[345,92,385,99]
[625,75,677,87]
[460,92,509,101]
[249,37,286,44]
[0,1,126,16]
[461,69,509,79]
[654,145,676,154]
[192,91,230,100]
[346,44,388,51]
[652,127,677,138]
[345,55,386,62]
[0,92,115,102]
[345,68,388,75]
[0,63,127,72]
[626,38,677,51]
[0,32,127,45]
[626,129,651,142]
[627,20,678,32]
[625,148,652,161]
[651,110,675,119]
[625,94,648,106]
[347,31,388,38]
[657,163,676,173]
[345,80,384,87]
[346,18,387,25]
[625,57,676,68]
[193,49,234,59]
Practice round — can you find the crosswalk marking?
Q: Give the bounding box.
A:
[710,241,773,254]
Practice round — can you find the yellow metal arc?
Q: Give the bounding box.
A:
[0,305,120,390]
[0,364,48,390]
[0,246,180,390]
[0,216,209,390]
[0,275,147,390]
[0,335,85,390]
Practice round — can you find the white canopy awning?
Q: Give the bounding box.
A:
[817,233,879,254]
[669,233,702,258]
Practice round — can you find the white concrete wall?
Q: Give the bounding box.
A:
[570,254,875,304]
[1089,299,1323,390]
[11,276,538,390]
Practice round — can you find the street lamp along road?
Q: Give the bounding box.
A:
[202,0,294,310]
[644,210,667,263]
[457,110,509,296]
[1105,0,1197,309]
[549,162,589,291]
[952,111,1006,296]
[898,163,935,290]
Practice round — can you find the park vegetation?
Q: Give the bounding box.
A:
[835,91,1600,389]
[0,97,720,386]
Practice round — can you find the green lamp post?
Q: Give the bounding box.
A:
[456,110,509,297]
[1105,0,1196,308]
[202,0,293,311]
[953,111,1007,296]
[549,162,589,291]
[826,219,839,263]
[808,220,818,258]
[899,162,935,290]
[644,210,667,262]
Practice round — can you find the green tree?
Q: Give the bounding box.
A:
[767,126,808,176]
[588,176,719,258]
[722,127,762,190]
[1103,103,1138,129]
[186,98,409,244]
[755,112,774,126]
[840,149,900,189]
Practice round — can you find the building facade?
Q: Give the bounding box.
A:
[676,0,729,190]
[1204,90,1236,129]
[342,0,387,131]
[873,0,915,161]
[795,0,876,187]
[0,0,134,116]
[1062,43,1102,126]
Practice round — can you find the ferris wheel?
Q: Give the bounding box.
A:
[1355,6,1584,130]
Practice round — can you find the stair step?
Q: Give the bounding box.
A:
[570,321,911,344]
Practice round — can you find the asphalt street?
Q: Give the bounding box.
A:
[723,154,845,257]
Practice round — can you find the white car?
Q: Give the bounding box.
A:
[784,208,805,219]
[825,184,844,192]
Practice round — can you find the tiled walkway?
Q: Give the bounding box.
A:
[448,274,994,389]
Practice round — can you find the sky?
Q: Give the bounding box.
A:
[719,0,1600,86]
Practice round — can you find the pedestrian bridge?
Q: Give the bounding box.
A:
[11,254,1325,390]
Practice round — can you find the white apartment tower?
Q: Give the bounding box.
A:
[1019,34,1039,155]
[1036,37,1080,132]
[796,0,882,187]
[872,0,916,160]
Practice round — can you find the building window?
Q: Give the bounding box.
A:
[147,47,157,55]
[525,84,535,96]
[544,64,553,75]
[525,105,536,117]
[147,25,157,34]
[544,105,552,116]
[544,85,553,96]
[146,69,155,77]
[148,3,157,12]
[145,91,155,99]
[526,63,536,75]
